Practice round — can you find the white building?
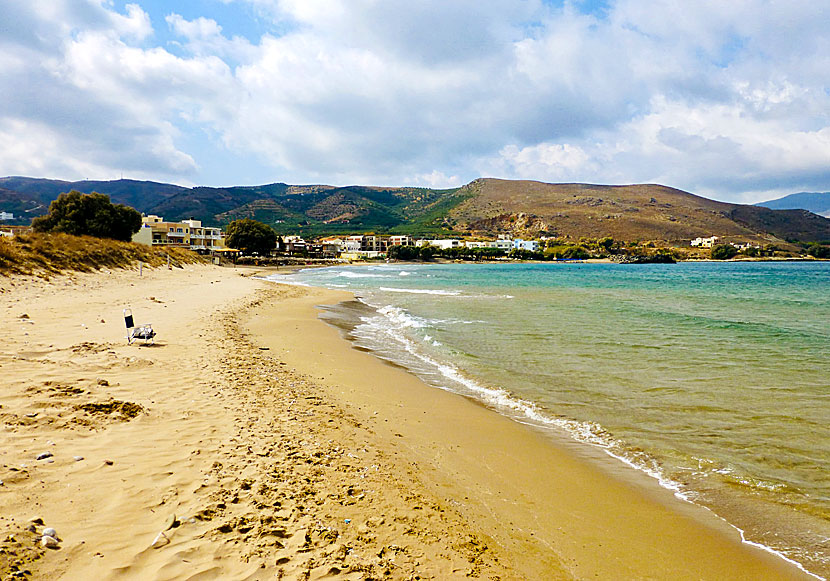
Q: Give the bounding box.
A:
[513,239,540,252]
[691,236,719,248]
[426,239,463,250]
[487,239,514,251]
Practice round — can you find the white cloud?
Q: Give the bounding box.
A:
[407,170,462,190]
[1,0,829,201]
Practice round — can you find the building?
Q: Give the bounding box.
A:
[691,236,719,248]
[183,219,223,252]
[388,235,413,247]
[486,238,514,251]
[418,239,462,250]
[513,239,540,252]
[132,215,224,253]
[282,235,307,255]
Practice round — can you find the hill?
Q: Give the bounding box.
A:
[0,177,468,236]
[449,179,830,244]
[2,176,830,243]
[0,177,187,212]
[756,192,830,218]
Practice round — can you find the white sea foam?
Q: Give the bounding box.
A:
[376,305,429,329]
[260,275,310,287]
[356,302,693,500]
[335,271,392,279]
[399,271,414,276]
[379,287,462,296]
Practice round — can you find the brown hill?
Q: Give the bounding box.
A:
[450,179,830,243]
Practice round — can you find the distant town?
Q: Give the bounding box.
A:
[127,214,780,263]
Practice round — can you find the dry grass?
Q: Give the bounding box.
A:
[0,232,206,276]
[451,179,828,245]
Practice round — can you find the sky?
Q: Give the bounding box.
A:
[1,1,829,203]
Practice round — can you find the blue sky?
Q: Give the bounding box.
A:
[1,0,829,203]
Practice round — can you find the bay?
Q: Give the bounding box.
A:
[273,261,830,576]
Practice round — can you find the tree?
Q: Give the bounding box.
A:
[806,243,830,258]
[711,244,739,260]
[32,190,142,242]
[225,219,278,255]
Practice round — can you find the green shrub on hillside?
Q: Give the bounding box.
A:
[711,244,739,260]
[806,243,830,258]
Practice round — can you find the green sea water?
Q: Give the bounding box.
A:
[275,261,830,576]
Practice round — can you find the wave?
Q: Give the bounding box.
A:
[376,305,429,329]
[355,302,683,496]
[335,271,393,279]
[379,287,462,296]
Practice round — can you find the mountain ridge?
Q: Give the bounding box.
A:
[2,176,829,244]
[756,192,830,218]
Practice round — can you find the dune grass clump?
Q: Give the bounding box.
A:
[0,232,206,276]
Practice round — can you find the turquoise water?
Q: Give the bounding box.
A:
[273,261,830,576]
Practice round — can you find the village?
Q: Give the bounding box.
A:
[123,213,768,262]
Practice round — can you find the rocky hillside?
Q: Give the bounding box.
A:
[450,179,830,243]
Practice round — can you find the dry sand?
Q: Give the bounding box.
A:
[0,264,814,580]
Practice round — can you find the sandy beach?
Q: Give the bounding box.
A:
[0,263,814,580]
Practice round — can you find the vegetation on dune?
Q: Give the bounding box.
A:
[0,232,204,276]
[32,190,142,242]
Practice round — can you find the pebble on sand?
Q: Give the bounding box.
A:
[36,452,53,460]
[164,514,178,531]
[42,527,58,539]
[151,532,170,549]
[41,535,59,549]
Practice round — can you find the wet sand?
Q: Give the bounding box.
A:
[0,264,812,580]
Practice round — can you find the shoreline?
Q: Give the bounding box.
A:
[0,264,817,579]
[291,265,830,579]
[244,278,814,579]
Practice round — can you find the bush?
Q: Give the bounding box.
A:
[711,244,739,260]
[225,219,278,255]
[32,191,141,242]
[806,243,830,258]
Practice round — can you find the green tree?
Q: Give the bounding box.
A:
[225,219,278,255]
[806,243,830,258]
[711,244,739,260]
[32,190,141,242]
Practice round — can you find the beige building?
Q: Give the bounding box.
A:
[132,215,223,253]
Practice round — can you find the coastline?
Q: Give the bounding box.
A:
[0,264,814,579]
[243,280,814,580]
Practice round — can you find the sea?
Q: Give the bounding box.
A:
[268,261,830,577]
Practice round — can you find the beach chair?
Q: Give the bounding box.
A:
[124,308,156,345]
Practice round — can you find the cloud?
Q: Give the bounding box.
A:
[0,0,828,201]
